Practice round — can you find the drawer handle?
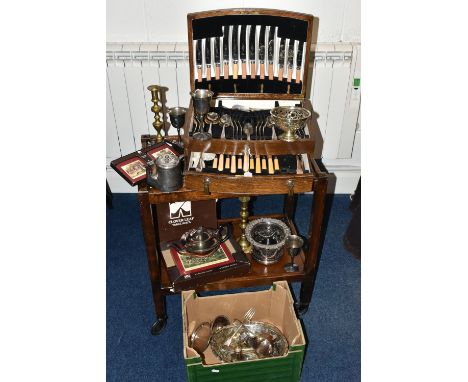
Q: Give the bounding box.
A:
[287,179,295,196]
[203,177,212,194]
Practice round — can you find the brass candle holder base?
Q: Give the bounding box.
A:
[237,196,252,254]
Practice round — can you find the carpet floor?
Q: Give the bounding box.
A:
[107,194,360,381]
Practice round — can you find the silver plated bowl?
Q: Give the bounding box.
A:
[245,218,291,265]
[270,106,311,142]
[210,321,289,363]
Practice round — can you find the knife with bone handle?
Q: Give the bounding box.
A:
[230,152,236,174]
[287,40,294,83]
[205,37,212,81]
[214,36,221,79]
[278,38,286,81]
[195,39,202,82]
[232,25,239,80]
[222,26,229,78]
[295,41,304,83]
[243,146,250,172]
[249,25,256,79]
[218,153,224,171]
[274,156,280,172]
[240,25,247,79]
[258,25,266,80]
[267,26,275,80]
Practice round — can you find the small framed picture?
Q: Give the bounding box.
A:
[110,152,148,186]
[143,142,179,162]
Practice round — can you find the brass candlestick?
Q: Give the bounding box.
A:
[147,85,164,143]
[238,196,252,253]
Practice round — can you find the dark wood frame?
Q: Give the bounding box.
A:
[110,152,148,186]
[141,142,179,161]
[187,8,314,100]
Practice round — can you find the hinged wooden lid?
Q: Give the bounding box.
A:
[187,9,314,100]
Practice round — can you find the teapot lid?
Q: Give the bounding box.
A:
[156,153,179,169]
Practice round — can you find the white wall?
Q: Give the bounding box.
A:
[107,0,360,43]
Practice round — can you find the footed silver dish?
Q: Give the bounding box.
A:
[245,218,290,265]
[270,106,311,142]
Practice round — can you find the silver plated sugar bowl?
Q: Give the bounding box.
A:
[270,106,311,142]
[245,218,291,265]
[172,225,231,256]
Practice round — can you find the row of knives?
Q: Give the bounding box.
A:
[194,25,305,83]
[188,152,311,175]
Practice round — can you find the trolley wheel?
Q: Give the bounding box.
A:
[294,302,309,317]
[150,317,167,335]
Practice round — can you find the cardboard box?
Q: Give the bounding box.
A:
[182,281,306,382]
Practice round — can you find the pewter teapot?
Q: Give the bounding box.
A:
[147,153,183,192]
[172,225,230,256]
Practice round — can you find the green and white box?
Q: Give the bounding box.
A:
[182,281,306,382]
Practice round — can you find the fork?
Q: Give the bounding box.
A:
[224,307,255,347]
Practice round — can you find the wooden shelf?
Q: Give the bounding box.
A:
[159,214,307,294]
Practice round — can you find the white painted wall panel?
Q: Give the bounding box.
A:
[338,44,361,158]
[144,0,240,43]
[341,0,361,42]
[106,60,136,154]
[107,0,361,44]
[158,60,179,135]
[322,58,352,159]
[123,60,151,139]
[106,0,147,42]
[311,58,333,145]
[176,60,191,108]
[351,129,361,162]
[141,60,160,138]
[106,77,121,161]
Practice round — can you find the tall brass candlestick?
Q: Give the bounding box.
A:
[238,196,252,253]
[147,85,164,143]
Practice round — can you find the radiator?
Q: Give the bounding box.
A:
[106,42,361,192]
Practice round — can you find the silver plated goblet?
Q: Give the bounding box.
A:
[284,235,304,272]
[168,106,187,143]
[191,89,214,133]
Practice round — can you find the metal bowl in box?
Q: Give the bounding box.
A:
[245,218,291,265]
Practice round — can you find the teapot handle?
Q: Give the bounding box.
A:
[218,224,232,244]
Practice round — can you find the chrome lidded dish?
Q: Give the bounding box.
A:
[245,218,291,265]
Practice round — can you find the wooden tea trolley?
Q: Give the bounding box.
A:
[137,9,328,334]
